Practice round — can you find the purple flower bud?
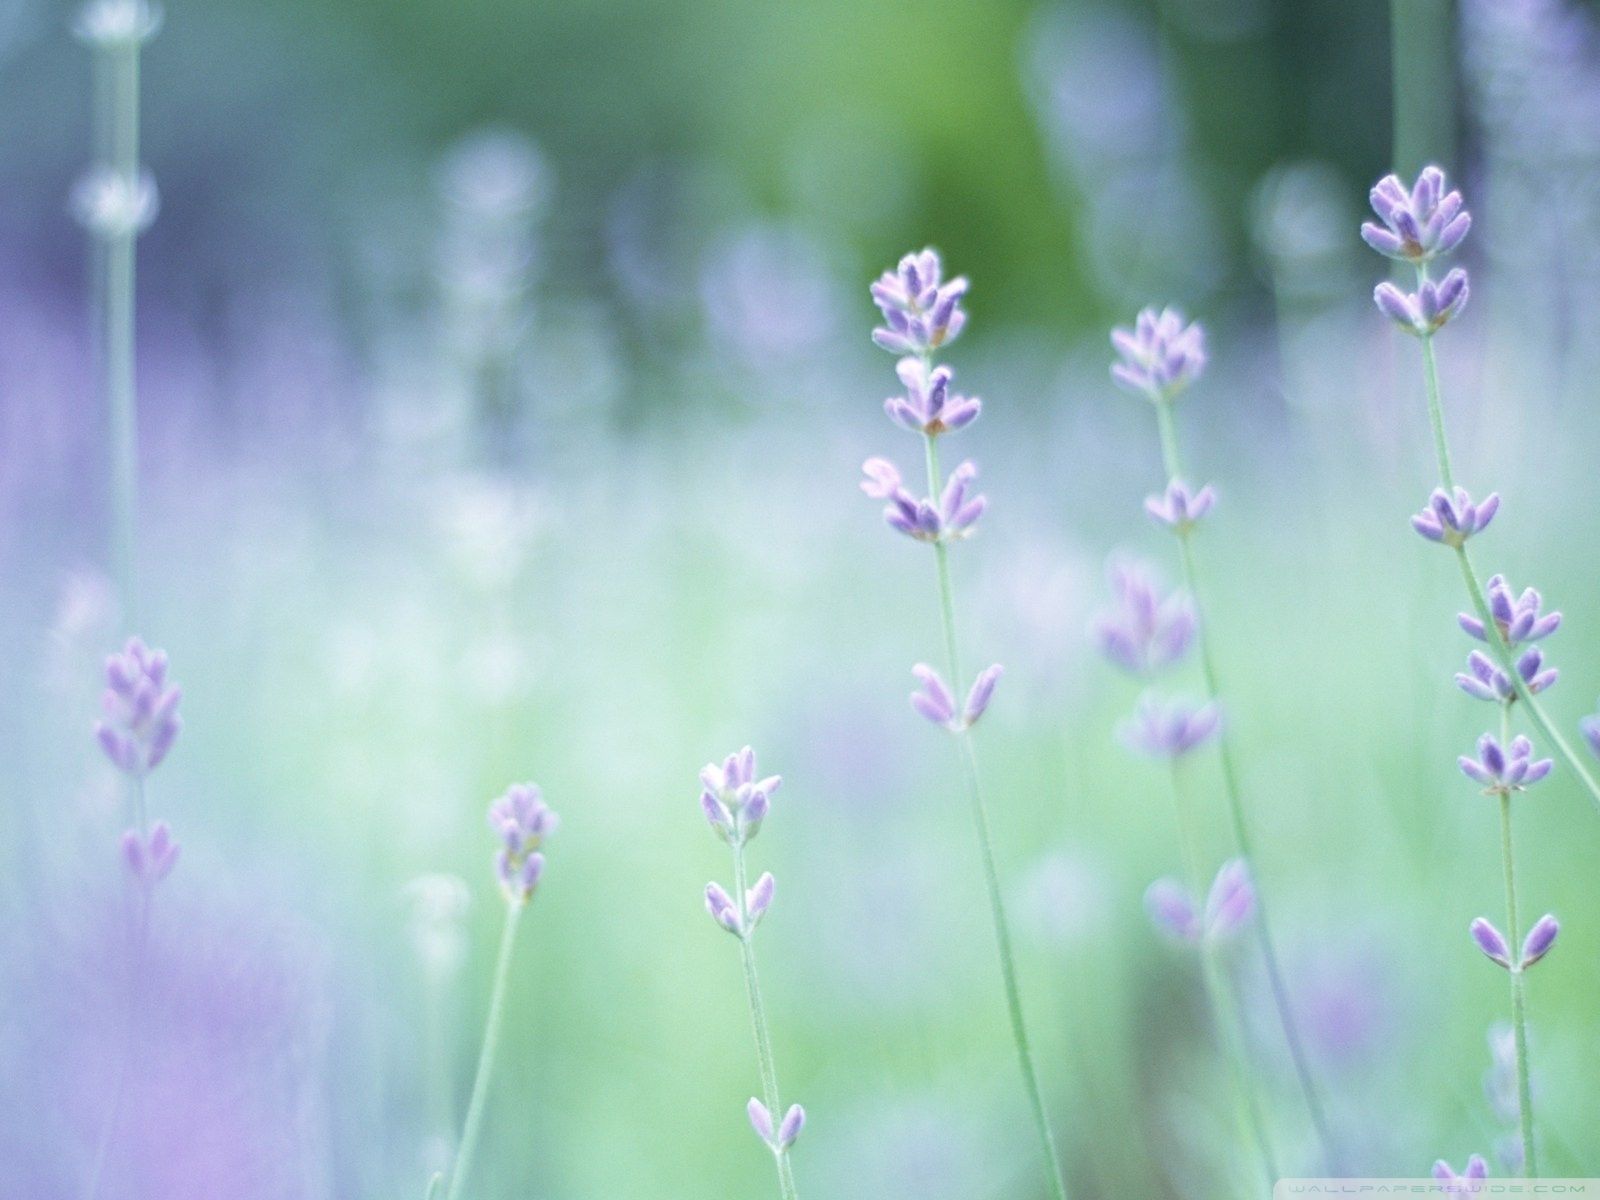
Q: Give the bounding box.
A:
[1459,575,1561,648]
[95,637,183,778]
[1373,271,1470,336]
[962,664,1003,726]
[702,791,735,840]
[1362,167,1471,264]
[1470,917,1511,969]
[121,820,180,887]
[1092,557,1196,678]
[1520,913,1559,969]
[886,356,982,436]
[747,1097,774,1144]
[776,1103,806,1150]
[1432,1154,1489,1193]
[1120,693,1222,759]
[870,248,968,355]
[1204,858,1255,940]
[1144,878,1200,943]
[1145,479,1216,532]
[1454,647,1556,703]
[1459,733,1552,796]
[1411,487,1500,547]
[745,872,775,930]
[706,882,742,935]
[1582,709,1600,761]
[487,782,557,902]
[910,663,957,728]
[1110,306,1206,400]
[861,458,986,543]
[700,747,781,845]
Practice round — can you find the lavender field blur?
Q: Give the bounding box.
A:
[7,0,1600,1196]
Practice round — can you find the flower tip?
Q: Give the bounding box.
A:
[1470,917,1511,968]
[747,1097,773,1143]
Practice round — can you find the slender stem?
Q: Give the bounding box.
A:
[921,433,1070,1200]
[733,842,798,1200]
[1496,698,1538,1176]
[85,875,152,1200]
[1168,766,1279,1188]
[1151,398,1338,1169]
[444,899,525,1200]
[1412,313,1600,811]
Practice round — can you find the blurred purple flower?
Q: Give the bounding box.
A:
[1362,167,1472,263]
[1373,270,1470,336]
[1144,878,1200,943]
[1459,733,1553,795]
[1110,306,1206,400]
[122,821,180,887]
[909,663,1003,731]
[1092,557,1196,677]
[95,637,183,777]
[1470,917,1512,969]
[1144,859,1254,944]
[1582,704,1600,760]
[1411,487,1499,547]
[870,248,968,356]
[1460,575,1561,646]
[487,782,557,903]
[860,457,986,543]
[1145,479,1215,532]
[700,746,781,846]
[1455,647,1557,702]
[1120,693,1221,758]
[748,1098,806,1152]
[1521,913,1559,968]
[1432,1154,1489,1193]
[885,356,982,437]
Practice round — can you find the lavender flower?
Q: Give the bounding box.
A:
[1145,479,1216,532]
[1373,270,1470,336]
[1145,859,1256,944]
[706,874,776,938]
[1455,648,1557,703]
[1120,694,1221,758]
[910,663,1003,730]
[487,783,557,903]
[1361,167,1472,263]
[121,820,179,886]
[1432,1155,1489,1194]
[860,457,986,543]
[1110,306,1207,400]
[1582,705,1600,760]
[1471,917,1513,969]
[95,637,182,777]
[1411,487,1500,547]
[1520,914,1559,968]
[1484,1023,1519,1127]
[748,1098,806,1153]
[1144,879,1200,943]
[885,357,982,436]
[1459,575,1562,646]
[1092,558,1196,677]
[870,248,968,355]
[700,747,782,845]
[1459,733,1553,795]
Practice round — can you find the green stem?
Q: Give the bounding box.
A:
[1168,766,1279,1188]
[1496,699,1537,1176]
[445,899,526,1200]
[733,843,799,1200]
[1151,398,1338,1169]
[921,433,1070,1200]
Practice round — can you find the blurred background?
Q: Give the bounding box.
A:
[5,0,1600,1195]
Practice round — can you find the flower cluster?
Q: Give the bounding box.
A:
[910,663,1002,732]
[1145,859,1255,945]
[95,637,183,777]
[1471,913,1559,973]
[1458,733,1552,796]
[1365,166,1470,336]
[860,457,986,543]
[747,1098,806,1157]
[1459,575,1561,647]
[1432,1156,1488,1194]
[1411,487,1499,548]
[487,783,557,903]
[884,357,981,436]
[1145,479,1216,533]
[1455,648,1557,704]
[1092,558,1196,678]
[700,746,782,847]
[121,820,179,887]
[1120,694,1221,759]
[1110,306,1207,401]
[870,248,968,356]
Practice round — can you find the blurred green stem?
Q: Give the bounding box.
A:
[1389,0,1455,180]
[1496,703,1538,1177]
[921,432,1070,1200]
[731,841,799,1199]
[1150,398,1337,1169]
[1409,271,1600,812]
[85,858,153,1200]
[445,898,525,1200]
[1169,765,1279,1189]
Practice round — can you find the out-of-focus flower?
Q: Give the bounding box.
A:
[859,457,986,543]
[700,747,781,845]
[1144,858,1255,944]
[1520,913,1560,968]
[1470,917,1512,968]
[704,873,775,939]
[870,248,968,356]
[909,663,1002,731]
[1484,1022,1519,1126]
[487,783,557,903]
[1459,575,1561,646]
[437,127,550,223]
[95,637,182,777]
[71,168,159,240]
[1092,557,1196,677]
[1582,702,1600,760]
[1432,1154,1489,1193]
[1455,647,1557,702]
[404,874,473,978]
[701,223,841,365]
[748,1098,806,1152]
[121,821,179,886]
[1459,733,1552,795]
[1362,167,1472,263]
[1411,487,1500,547]
[1373,270,1470,335]
[1144,479,1216,532]
[1120,693,1221,758]
[884,357,982,436]
[73,0,161,46]
[1110,306,1206,400]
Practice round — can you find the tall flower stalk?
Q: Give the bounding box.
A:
[1365,165,1563,1177]
[861,249,1069,1200]
[1109,309,1336,1168]
[442,783,557,1200]
[700,748,805,1200]
[74,0,160,627]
